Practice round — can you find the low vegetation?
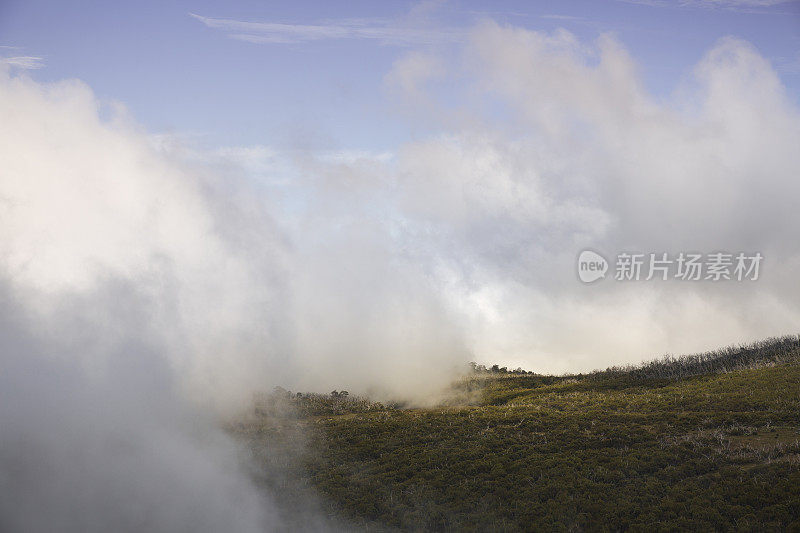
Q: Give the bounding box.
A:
[238,336,800,531]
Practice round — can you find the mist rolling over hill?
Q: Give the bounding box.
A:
[241,337,800,530]
[1,0,800,531]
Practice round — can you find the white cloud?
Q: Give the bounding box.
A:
[0,69,468,402]
[0,65,464,531]
[0,71,287,530]
[168,22,800,375]
[384,50,445,104]
[385,24,800,372]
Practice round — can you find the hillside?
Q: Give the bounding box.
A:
[237,337,800,531]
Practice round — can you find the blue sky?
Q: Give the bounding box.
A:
[2,0,799,152]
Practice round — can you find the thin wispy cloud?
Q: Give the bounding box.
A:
[539,14,585,20]
[692,0,798,5]
[774,51,800,74]
[0,56,44,69]
[618,0,799,13]
[190,13,466,46]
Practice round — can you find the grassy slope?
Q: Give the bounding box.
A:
[242,341,800,531]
